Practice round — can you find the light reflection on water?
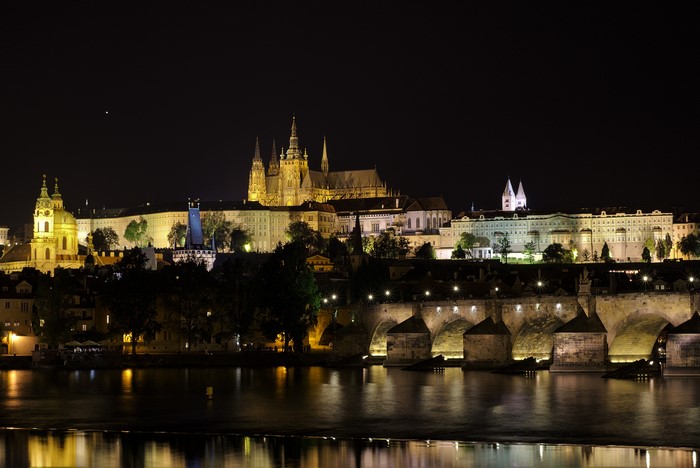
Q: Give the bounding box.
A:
[1,366,700,466]
[2,430,697,468]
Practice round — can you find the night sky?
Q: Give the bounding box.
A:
[2,4,698,233]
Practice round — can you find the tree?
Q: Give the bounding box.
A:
[90,227,119,251]
[601,242,612,263]
[167,222,188,248]
[495,233,512,264]
[101,248,161,354]
[664,234,674,260]
[642,246,652,263]
[255,241,321,352]
[32,270,77,348]
[678,233,700,259]
[285,220,324,254]
[523,241,537,264]
[456,232,476,258]
[230,227,253,253]
[213,255,260,344]
[123,217,151,247]
[326,235,348,262]
[414,242,436,260]
[656,239,666,261]
[162,259,217,351]
[542,243,566,263]
[367,229,409,259]
[643,238,656,260]
[451,244,466,259]
[202,211,232,251]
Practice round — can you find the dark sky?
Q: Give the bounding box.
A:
[2,4,698,232]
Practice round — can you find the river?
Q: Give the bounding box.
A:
[0,366,698,467]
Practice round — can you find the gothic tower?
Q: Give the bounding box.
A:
[247,137,266,202]
[279,116,309,206]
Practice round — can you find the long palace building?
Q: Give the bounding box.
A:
[1,117,697,274]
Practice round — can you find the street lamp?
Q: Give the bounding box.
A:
[689,276,695,291]
[385,290,391,302]
[642,275,649,291]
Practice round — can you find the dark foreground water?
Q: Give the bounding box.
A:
[0,366,698,467]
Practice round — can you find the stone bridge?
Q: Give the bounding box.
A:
[311,291,699,363]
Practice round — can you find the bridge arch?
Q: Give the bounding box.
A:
[432,318,475,359]
[368,320,398,357]
[512,315,565,360]
[607,313,669,362]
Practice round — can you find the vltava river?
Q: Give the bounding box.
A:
[0,366,698,467]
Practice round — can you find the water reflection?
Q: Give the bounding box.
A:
[1,429,695,468]
[2,367,700,466]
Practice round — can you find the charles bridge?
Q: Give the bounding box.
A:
[310,262,700,374]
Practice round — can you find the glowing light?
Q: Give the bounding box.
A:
[425,290,430,297]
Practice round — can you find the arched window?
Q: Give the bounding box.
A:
[34,249,37,260]
[44,221,49,232]
[62,237,67,250]
[433,216,437,229]
[407,218,412,229]
[45,248,50,260]
[416,218,421,229]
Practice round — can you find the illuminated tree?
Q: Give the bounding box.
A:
[123,217,151,247]
[495,233,512,264]
[523,241,537,264]
[456,232,477,258]
[167,222,187,248]
[202,211,232,251]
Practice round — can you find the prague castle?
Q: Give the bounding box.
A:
[248,116,390,206]
[1,121,698,274]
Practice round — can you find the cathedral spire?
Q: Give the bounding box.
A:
[321,136,329,177]
[253,136,262,161]
[286,115,302,160]
[268,138,279,175]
